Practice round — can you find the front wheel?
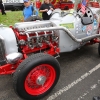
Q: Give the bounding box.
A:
[13,53,60,100]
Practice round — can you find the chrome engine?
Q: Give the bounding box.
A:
[0,21,60,65]
[14,21,59,50]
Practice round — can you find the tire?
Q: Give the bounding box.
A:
[98,43,100,56]
[13,53,60,100]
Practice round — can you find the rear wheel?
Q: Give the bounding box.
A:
[98,43,100,56]
[13,53,60,100]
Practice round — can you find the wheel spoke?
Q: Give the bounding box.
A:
[25,64,56,95]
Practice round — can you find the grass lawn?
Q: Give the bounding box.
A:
[0,11,24,26]
[0,11,42,26]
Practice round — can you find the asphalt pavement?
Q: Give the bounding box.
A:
[0,44,100,100]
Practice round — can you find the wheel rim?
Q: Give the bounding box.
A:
[25,64,56,95]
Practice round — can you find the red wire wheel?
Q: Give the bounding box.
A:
[13,53,60,100]
[25,64,56,95]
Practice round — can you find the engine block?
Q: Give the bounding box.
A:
[13,21,59,55]
[14,21,54,33]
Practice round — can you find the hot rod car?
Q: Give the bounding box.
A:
[0,0,100,100]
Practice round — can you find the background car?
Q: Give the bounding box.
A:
[2,0,24,11]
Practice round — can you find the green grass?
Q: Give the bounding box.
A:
[0,11,24,26]
[0,11,42,26]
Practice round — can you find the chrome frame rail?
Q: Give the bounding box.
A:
[23,26,100,43]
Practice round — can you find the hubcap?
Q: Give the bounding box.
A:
[36,76,46,85]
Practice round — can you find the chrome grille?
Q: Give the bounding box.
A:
[0,35,6,65]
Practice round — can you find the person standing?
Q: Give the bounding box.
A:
[0,0,6,15]
[23,0,39,21]
[23,0,34,20]
[39,0,54,20]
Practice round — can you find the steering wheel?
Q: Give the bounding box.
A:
[77,7,94,23]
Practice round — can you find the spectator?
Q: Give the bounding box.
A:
[39,0,54,20]
[0,0,6,15]
[23,0,39,21]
